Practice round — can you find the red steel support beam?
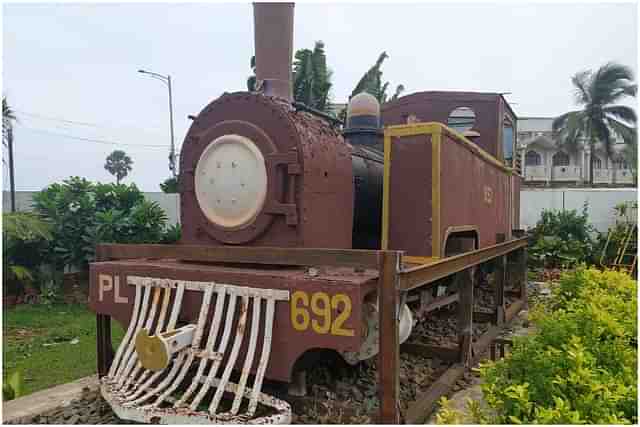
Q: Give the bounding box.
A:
[378,250,401,424]
[520,248,529,309]
[398,237,528,291]
[96,313,113,378]
[457,267,475,366]
[95,244,380,269]
[494,255,506,325]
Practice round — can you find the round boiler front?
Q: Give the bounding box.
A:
[194,134,268,230]
[179,92,354,248]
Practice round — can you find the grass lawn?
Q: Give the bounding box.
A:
[3,303,124,396]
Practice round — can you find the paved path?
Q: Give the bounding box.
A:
[2,375,99,424]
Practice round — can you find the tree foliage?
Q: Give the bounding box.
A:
[104,150,133,184]
[32,177,169,270]
[349,52,404,104]
[247,41,333,113]
[552,62,637,184]
[247,45,405,119]
[160,176,178,193]
[247,55,257,92]
[338,52,405,122]
[292,41,333,112]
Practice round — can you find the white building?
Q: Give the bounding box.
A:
[517,117,635,187]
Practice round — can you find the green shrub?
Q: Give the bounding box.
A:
[161,223,181,244]
[2,212,52,295]
[32,177,170,270]
[529,204,596,268]
[2,371,24,401]
[475,267,637,424]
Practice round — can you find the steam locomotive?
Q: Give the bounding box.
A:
[89,3,521,424]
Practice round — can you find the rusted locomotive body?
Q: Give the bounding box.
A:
[89,3,523,424]
[381,91,522,257]
[178,92,383,250]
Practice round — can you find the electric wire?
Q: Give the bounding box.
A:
[14,109,166,136]
[16,125,171,149]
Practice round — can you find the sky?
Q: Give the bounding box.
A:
[2,1,638,192]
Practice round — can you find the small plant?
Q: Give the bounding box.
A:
[436,397,465,424]
[2,212,52,297]
[529,203,596,268]
[161,223,181,244]
[3,371,24,401]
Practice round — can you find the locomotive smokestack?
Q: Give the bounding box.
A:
[253,2,294,101]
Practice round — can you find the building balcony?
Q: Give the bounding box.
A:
[551,166,581,181]
[593,169,613,184]
[524,165,549,181]
[614,169,634,185]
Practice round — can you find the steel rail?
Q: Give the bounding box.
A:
[398,237,528,291]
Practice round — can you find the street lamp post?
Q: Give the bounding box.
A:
[138,69,177,178]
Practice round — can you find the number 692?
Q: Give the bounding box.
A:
[290,291,354,337]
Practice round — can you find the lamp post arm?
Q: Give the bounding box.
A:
[139,69,168,81]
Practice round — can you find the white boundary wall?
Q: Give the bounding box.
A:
[5,188,638,234]
[520,188,637,233]
[3,191,180,225]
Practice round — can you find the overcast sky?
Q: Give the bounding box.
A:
[3,2,637,191]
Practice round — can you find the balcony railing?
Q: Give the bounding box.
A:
[552,166,581,181]
[614,169,634,184]
[524,165,549,181]
[593,169,613,184]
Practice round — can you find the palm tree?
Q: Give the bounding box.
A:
[3,96,17,212]
[248,41,333,113]
[552,62,637,185]
[292,41,332,112]
[247,56,257,91]
[338,53,406,122]
[3,96,16,147]
[104,150,133,184]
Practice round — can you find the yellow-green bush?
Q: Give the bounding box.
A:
[441,267,637,424]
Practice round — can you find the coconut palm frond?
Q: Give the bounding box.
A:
[607,118,637,145]
[554,111,585,152]
[351,52,389,99]
[391,84,405,101]
[3,96,17,146]
[591,118,614,157]
[621,83,637,98]
[604,105,637,126]
[590,62,636,105]
[571,71,592,105]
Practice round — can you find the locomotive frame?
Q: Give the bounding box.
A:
[93,234,527,424]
